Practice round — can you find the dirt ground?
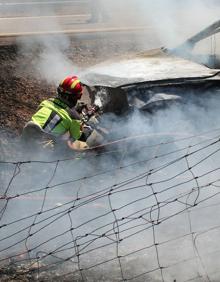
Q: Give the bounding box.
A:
[0,32,145,137]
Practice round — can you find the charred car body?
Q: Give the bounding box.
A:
[82,20,220,119]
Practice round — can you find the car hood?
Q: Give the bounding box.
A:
[81,48,220,88]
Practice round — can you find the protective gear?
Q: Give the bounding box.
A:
[57,75,83,107]
[30,98,81,141]
[58,76,83,96]
[79,124,93,142]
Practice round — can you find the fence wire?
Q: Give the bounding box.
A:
[1,129,220,281]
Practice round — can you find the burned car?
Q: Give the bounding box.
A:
[81,20,220,117]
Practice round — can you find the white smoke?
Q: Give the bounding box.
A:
[11,0,220,86]
[2,0,220,281]
[17,34,78,85]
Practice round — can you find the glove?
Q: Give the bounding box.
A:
[79,125,93,142]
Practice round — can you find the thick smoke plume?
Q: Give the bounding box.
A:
[2,0,220,281]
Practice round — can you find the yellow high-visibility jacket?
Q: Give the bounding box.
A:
[31,98,81,140]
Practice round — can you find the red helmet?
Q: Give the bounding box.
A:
[58,75,83,99]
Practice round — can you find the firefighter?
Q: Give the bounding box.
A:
[22,75,89,152]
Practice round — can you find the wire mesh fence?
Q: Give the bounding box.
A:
[1,129,220,281]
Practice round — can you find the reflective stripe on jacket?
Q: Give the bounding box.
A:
[31,98,81,140]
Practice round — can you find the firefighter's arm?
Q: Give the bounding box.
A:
[67,121,90,151]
